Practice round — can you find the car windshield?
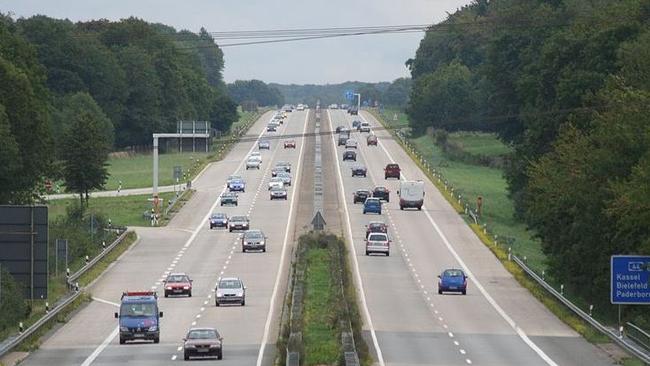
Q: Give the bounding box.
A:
[444,270,464,278]
[369,223,384,229]
[212,213,226,219]
[218,279,242,289]
[120,302,156,317]
[187,329,219,339]
[271,186,284,191]
[244,231,263,239]
[231,216,247,222]
[366,199,380,204]
[222,193,235,198]
[232,179,244,184]
[228,175,241,180]
[368,234,387,241]
[356,190,369,195]
[271,178,283,182]
[167,274,189,282]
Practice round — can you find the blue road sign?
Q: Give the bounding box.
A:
[345,91,354,101]
[611,255,650,304]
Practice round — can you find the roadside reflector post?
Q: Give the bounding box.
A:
[102,241,106,250]
[46,302,49,313]
[542,270,545,281]
[560,284,564,296]
[85,255,89,265]
[589,305,594,317]
[19,322,23,333]
[508,247,511,261]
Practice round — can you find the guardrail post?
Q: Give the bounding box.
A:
[542,270,545,281]
[620,326,625,338]
[589,304,594,317]
[508,247,511,261]
[45,302,49,313]
[102,241,106,251]
[85,255,89,265]
[560,284,564,296]
[18,322,23,333]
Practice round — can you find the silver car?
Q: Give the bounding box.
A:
[268,177,284,190]
[275,161,291,173]
[345,139,358,149]
[215,277,245,306]
[258,140,271,150]
[246,157,261,170]
[270,186,288,200]
[365,232,390,256]
[242,229,266,252]
[277,172,292,186]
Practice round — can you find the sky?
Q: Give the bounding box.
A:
[0,0,473,84]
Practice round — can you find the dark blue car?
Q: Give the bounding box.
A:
[438,269,467,295]
[363,198,382,215]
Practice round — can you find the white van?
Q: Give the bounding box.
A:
[398,180,425,210]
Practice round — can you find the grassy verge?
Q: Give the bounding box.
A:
[47,192,176,227]
[369,109,615,346]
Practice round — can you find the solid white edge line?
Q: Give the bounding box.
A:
[80,111,273,366]
[255,110,310,366]
[362,111,558,366]
[326,109,385,366]
[91,297,120,308]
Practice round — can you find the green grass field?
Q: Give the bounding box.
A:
[302,247,340,365]
[448,131,512,157]
[48,192,176,227]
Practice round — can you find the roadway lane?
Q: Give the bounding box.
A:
[326,109,617,366]
[20,109,307,366]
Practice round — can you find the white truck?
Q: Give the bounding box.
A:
[398,180,425,210]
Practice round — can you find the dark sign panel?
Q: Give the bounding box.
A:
[0,205,48,299]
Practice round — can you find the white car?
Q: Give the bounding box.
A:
[268,177,284,190]
[359,122,371,132]
[269,186,288,200]
[277,172,292,186]
[345,139,358,149]
[246,157,261,170]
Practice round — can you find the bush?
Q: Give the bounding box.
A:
[0,268,28,333]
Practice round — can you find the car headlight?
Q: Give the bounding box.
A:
[120,326,128,332]
[216,291,223,297]
[183,286,190,290]
[236,291,244,297]
[260,241,265,245]
[148,325,158,332]
[210,343,221,348]
[185,344,196,349]
[166,286,172,290]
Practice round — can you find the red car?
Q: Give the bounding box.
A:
[284,140,296,149]
[384,163,401,180]
[164,273,193,297]
[365,221,388,238]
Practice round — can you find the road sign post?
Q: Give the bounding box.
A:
[611,255,650,305]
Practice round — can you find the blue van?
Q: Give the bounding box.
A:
[114,291,163,344]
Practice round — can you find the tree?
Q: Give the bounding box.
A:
[227,80,284,106]
[382,78,412,108]
[60,93,113,206]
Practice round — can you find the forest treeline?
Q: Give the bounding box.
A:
[0,14,237,204]
[407,0,650,307]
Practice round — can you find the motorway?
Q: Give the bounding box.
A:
[15,106,623,366]
[325,109,618,366]
[20,109,308,366]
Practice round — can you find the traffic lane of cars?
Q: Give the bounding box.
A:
[333,109,564,365]
[352,111,618,365]
[328,110,478,365]
[170,110,306,363]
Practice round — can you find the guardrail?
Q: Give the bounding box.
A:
[369,108,650,364]
[0,228,130,359]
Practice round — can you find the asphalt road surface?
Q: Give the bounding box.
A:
[325,108,618,366]
[20,109,308,366]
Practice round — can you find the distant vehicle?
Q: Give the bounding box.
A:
[276,161,291,173]
[359,121,371,132]
[335,125,346,133]
[351,165,367,177]
[228,215,249,232]
[398,180,425,210]
[268,177,284,190]
[258,140,271,149]
[284,140,296,148]
[353,189,372,204]
[163,272,192,297]
[242,229,266,252]
[341,104,349,109]
[329,104,339,109]
[228,178,246,192]
[349,107,359,115]
[215,277,246,307]
[220,192,238,206]
[365,232,390,256]
[338,133,350,146]
[183,327,223,360]
[438,269,467,295]
[266,124,277,132]
[277,172,292,186]
[250,151,262,158]
[246,156,261,170]
[270,186,288,200]
[209,212,228,228]
[363,197,382,215]
[352,120,361,130]
[345,139,358,149]
[384,163,401,180]
[367,135,378,146]
[372,186,390,202]
[365,221,388,238]
[296,104,305,111]
[271,167,284,177]
[284,105,293,112]
[115,291,163,344]
[226,175,242,186]
[343,150,357,161]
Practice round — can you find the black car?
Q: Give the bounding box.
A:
[209,213,228,228]
[372,186,390,202]
[335,125,346,133]
[353,189,371,204]
[220,192,238,206]
[351,165,367,177]
[349,107,359,115]
[352,120,361,130]
[343,150,357,161]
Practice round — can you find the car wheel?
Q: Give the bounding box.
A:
[184,352,189,361]
[384,175,388,179]
[164,291,169,298]
[119,337,125,345]
[220,203,224,206]
[386,198,389,203]
[400,206,404,210]
[263,247,266,252]
[438,289,442,295]
[418,206,422,211]
[365,251,369,256]
[284,197,287,200]
[462,290,467,295]
[235,202,238,206]
[363,210,366,214]
[242,246,246,253]
[154,337,160,344]
[241,299,245,306]
[188,291,192,297]
[229,228,232,232]
[217,350,223,360]
[386,252,390,257]
[215,301,220,307]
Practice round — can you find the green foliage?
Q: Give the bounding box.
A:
[60,93,113,204]
[270,81,390,107]
[227,79,284,107]
[0,268,28,333]
[382,77,412,108]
